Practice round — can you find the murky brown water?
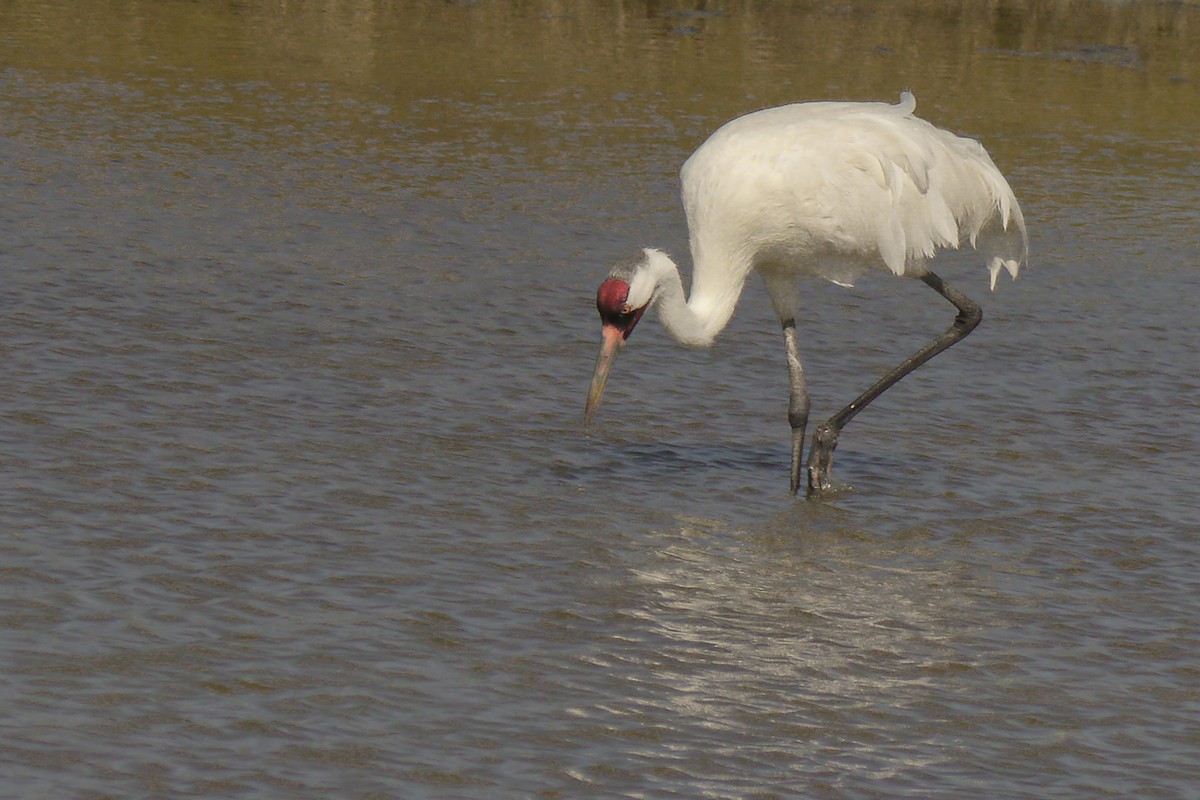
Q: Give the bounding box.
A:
[3,1,1199,797]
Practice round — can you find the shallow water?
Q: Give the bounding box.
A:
[2,1,1199,797]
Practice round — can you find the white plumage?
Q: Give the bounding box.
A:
[586,92,1028,495]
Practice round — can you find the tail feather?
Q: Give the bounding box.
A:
[949,141,1028,288]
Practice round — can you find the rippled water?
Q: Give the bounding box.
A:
[3,1,1199,797]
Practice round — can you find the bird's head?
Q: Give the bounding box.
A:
[584,252,656,424]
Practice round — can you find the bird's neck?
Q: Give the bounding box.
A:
[642,248,740,348]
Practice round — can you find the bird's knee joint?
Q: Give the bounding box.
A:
[956,304,982,332]
[788,394,810,429]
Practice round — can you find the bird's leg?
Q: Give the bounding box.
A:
[782,319,811,495]
[806,271,982,496]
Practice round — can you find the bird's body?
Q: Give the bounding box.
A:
[586,93,1027,495]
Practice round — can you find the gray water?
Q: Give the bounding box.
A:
[3,1,1199,797]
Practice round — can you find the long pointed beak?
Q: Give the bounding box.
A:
[585,324,624,426]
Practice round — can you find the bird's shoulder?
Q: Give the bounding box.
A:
[682,98,982,212]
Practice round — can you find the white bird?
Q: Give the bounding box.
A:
[585,92,1027,496]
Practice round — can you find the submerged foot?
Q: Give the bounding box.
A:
[805,423,840,497]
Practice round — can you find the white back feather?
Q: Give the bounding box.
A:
[679,92,1028,317]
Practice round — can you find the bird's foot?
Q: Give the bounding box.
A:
[805,423,840,497]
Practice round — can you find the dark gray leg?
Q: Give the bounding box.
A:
[806,271,983,496]
[782,319,810,495]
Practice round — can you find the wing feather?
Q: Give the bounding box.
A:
[680,93,1027,294]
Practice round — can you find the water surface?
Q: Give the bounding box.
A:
[2,1,1199,797]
